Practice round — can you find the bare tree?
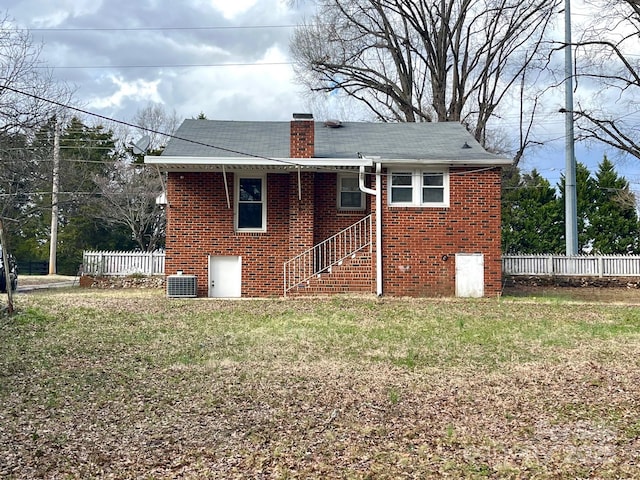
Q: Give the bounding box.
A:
[291,0,560,157]
[92,104,177,253]
[94,161,166,252]
[0,13,69,136]
[0,12,70,314]
[132,102,180,156]
[570,0,640,159]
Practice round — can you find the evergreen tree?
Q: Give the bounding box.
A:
[0,131,39,253]
[558,162,596,253]
[55,118,136,273]
[504,159,640,255]
[11,117,136,274]
[502,166,564,253]
[588,156,639,254]
[9,118,62,263]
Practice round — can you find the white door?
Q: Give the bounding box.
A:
[455,253,484,298]
[208,255,242,298]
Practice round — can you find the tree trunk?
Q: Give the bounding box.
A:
[0,218,14,316]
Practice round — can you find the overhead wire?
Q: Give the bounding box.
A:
[1,83,509,179]
[19,24,301,32]
[0,83,303,167]
[47,62,292,69]
[1,94,635,192]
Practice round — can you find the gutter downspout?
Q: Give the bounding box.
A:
[222,165,231,208]
[359,162,383,296]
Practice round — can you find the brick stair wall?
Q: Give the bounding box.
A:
[288,253,375,296]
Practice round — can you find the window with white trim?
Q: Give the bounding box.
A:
[388,168,449,207]
[235,174,266,231]
[337,174,365,210]
[390,172,413,203]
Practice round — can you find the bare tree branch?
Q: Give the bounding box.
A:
[0,12,72,314]
[94,161,165,252]
[569,0,640,158]
[291,0,560,157]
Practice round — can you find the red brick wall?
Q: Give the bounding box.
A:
[289,172,315,255]
[165,171,291,297]
[165,165,503,298]
[313,172,370,244]
[379,167,502,297]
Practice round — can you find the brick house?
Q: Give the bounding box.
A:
[145,114,511,298]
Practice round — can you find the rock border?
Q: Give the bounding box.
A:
[504,275,640,289]
[79,275,165,289]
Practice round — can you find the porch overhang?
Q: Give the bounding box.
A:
[144,156,373,172]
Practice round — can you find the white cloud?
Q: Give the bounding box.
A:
[167,44,304,120]
[17,0,100,27]
[209,0,258,20]
[88,75,162,110]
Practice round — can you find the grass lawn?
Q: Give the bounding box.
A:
[1,289,639,479]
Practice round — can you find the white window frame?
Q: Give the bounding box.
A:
[235,173,267,232]
[337,173,365,211]
[388,168,449,207]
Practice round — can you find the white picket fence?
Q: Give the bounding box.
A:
[82,250,165,276]
[502,254,640,277]
[82,251,640,279]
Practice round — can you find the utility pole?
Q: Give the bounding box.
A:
[564,0,579,255]
[49,117,60,275]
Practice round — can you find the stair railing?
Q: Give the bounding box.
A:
[284,214,372,295]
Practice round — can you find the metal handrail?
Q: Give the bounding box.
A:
[284,215,372,295]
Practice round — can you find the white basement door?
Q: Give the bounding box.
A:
[208,255,242,298]
[455,253,484,298]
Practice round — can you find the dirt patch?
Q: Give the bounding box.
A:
[78,273,640,304]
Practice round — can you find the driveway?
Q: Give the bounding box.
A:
[16,275,80,292]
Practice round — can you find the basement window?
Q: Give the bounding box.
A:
[235,174,266,231]
[389,168,449,207]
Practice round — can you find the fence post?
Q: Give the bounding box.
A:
[598,256,603,278]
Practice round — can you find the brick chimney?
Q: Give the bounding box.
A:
[290,113,314,158]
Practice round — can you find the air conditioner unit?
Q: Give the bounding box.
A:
[167,274,197,298]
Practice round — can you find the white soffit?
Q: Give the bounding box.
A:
[144,156,374,171]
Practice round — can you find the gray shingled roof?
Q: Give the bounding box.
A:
[160,119,509,163]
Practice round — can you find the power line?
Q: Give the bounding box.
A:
[0,83,302,167]
[1,84,511,181]
[45,62,292,69]
[20,24,300,32]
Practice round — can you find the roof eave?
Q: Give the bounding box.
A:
[380,157,513,167]
[145,155,512,172]
[144,156,374,171]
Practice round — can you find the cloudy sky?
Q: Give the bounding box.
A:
[4,0,310,122]
[3,0,638,187]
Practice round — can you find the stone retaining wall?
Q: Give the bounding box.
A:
[79,275,165,289]
[80,274,640,292]
[504,275,640,289]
